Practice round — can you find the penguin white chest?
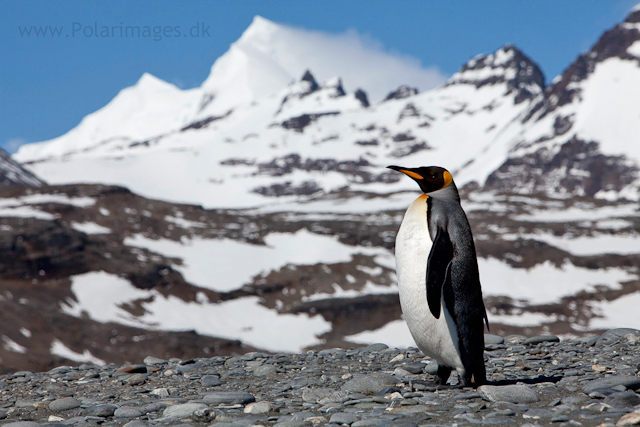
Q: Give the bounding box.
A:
[395,196,464,371]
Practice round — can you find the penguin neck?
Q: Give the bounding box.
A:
[426,181,460,203]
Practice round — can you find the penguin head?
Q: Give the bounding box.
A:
[387,165,454,194]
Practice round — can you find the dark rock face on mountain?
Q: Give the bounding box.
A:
[447,44,545,104]
[383,85,419,101]
[0,149,44,186]
[484,137,640,196]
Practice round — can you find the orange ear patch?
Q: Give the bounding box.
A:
[400,169,424,180]
[443,170,453,187]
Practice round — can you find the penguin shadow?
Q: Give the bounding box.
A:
[405,374,562,391]
[486,375,563,387]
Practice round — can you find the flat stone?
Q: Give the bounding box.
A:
[124,373,148,385]
[49,397,82,411]
[123,421,147,427]
[142,402,169,413]
[352,420,393,427]
[524,335,560,345]
[478,385,539,403]
[143,356,167,365]
[116,364,147,374]
[273,422,309,427]
[244,401,272,414]
[583,376,640,393]
[605,391,640,408]
[329,412,358,424]
[1,423,40,427]
[617,408,640,426]
[597,328,640,346]
[162,402,208,418]
[82,404,117,417]
[485,334,505,345]
[253,364,277,376]
[201,374,222,387]
[424,361,438,375]
[403,362,425,374]
[203,391,256,405]
[114,406,144,418]
[523,409,555,419]
[482,417,517,424]
[359,343,389,352]
[341,373,398,395]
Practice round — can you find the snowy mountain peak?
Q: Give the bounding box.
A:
[525,12,640,123]
[383,85,419,102]
[448,44,545,104]
[133,72,176,91]
[626,4,640,22]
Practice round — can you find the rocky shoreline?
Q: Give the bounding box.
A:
[2,329,640,427]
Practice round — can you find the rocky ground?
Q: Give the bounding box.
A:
[2,328,640,427]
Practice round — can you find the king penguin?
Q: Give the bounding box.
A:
[388,165,489,387]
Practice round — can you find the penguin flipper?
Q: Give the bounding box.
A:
[426,226,454,319]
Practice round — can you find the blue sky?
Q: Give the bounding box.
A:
[1,0,638,153]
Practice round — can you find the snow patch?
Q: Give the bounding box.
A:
[71,222,111,235]
[478,258,634,304]
[589,292,640,330]
[63,271,330,352]
[347,319,415,348]
[2,336,26,353]
[50,339,106,365]
[124,229,393,292]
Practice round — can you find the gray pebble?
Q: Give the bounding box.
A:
[359,343,389,352]
[424,361,438,375]
[123,421,147,427]
[203,391,256,405]
[524,335,560,345]
[482,417,517,424]
[352,420,392,427]
[143,356,167,365]
[329,412,358,424]
[142,402,169,413]
[114,406,144,418]
[523,408,555,419]
[583,375,640,393]
[253,364,277,376]
[485,334,505,345]
[1,423,40,427]
[82,403,117,417]
[478,385,540,403]
[604,390,640,407]
[596,328,640,346]
[341,373,398,395]
[162,402,208,418]
[244,401,272,414]
[201,374,222,387]
[48,397,81,411]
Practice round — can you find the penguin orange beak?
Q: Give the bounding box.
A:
[387,165,424,180]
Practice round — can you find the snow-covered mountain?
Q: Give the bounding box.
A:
[3,11,640,371]
[15,13,640,205]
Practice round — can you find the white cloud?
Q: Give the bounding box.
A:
[2,138,27,154]
[204,16,449,104]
